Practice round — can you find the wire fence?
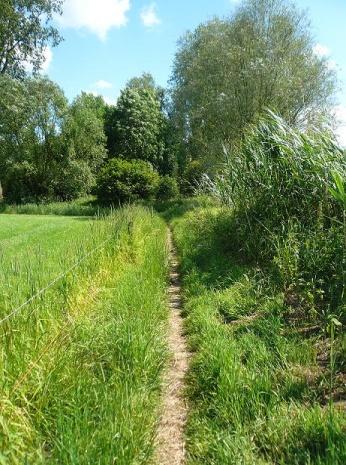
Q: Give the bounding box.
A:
[0,235,114,326]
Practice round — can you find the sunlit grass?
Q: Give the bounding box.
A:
[168,201,346,465]
[0,206,169,464]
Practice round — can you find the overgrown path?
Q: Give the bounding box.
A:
[155,228,189,465]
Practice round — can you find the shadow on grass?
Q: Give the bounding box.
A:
[153,196,250,291]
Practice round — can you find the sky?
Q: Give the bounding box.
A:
[43,0,346,145]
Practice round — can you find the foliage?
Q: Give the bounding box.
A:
[55,159,95,201]
[156,176,179,201]
[63,92,107,174]
[107,76,167,170]
[181,160,205,195]
[0,76,69,202]
[0,0,63,77]
[0,78,108,203]
[170,0,337,171]
[96,158,159,204]
[168,201,345,465]
[212,111,346,314]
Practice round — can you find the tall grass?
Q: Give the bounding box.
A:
[0,196,108,216]
[211,111,345,320]
[0,206,169,464]
[169,202,345,465]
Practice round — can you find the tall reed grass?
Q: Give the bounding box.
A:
[210,111,345,320]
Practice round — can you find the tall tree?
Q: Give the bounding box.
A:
[0,0,63,77]
[170,0,337,172]
[106,75,166,171]
[63,92,108,173]
[0,76,68,201]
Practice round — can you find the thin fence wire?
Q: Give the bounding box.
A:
[0,235,114,325]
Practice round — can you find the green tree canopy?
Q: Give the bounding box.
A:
[0,76,68,200]
[0,0,63,77]
[170,0,337,172]
[109,79,165,170]
[0,79,107,202]
[63,92,108,173]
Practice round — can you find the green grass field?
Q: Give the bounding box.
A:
[0,200,344,464]
[0,214,110,314]
[0,206,169,464]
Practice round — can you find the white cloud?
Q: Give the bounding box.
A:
[95,80,113,89]
[23,46,53,73]
[140,3,161,27]
[41,47,53,72]
[313,43,330,58]
[90,90,118,106]
[333,105,346,147]
[58,0,131,40]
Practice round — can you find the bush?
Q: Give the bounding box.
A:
[96,158,159,204]
[181,160,205,195]
[156,176,179,201]
[55,160,95,201]
[3,162,43,203]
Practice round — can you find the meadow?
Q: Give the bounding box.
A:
[0,206,169,464]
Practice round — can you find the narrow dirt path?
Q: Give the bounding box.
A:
[154,228,189,465]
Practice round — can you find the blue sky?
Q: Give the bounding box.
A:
[44,0,346,144]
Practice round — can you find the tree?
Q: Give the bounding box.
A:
[170,0,337,172]
[109,80,165,170]
[63,92,108,174]
[0,79,106,202]
[0,76,68,201]
[0,0,63,77]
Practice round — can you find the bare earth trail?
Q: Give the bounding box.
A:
[154,228,190,465]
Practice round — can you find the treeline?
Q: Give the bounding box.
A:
[0,0,341,205]
[0,73,178,203]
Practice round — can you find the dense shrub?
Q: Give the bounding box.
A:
[156,176,179,201]
[181,160,205,195]
[55,160,94,201]
[3,162,44,203]
[96,158,159,204]
[212,111,346,315]
[3,160,95,204]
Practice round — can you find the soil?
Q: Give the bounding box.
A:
[154,229,190,465]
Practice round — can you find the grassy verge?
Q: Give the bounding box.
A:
[168,200,345,465]
[0,205,169,464]
[0,196,108,216]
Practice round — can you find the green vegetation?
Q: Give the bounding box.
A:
[168,199,345,465]
[96,158,160,204]
[0,206,169,464]
[0,1,63,78]
[170,0,336,171]
[0,0,344,462]
[156,176,179,201]
[211,111,345,320]
[0,78,107,203]
[0,197,106,216]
